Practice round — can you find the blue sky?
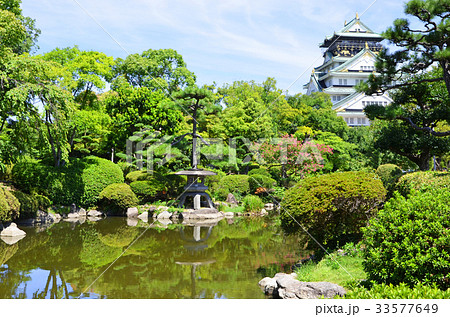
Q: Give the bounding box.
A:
[21,0,407,95]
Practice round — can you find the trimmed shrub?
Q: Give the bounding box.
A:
[12,190,52,218]
[242,195,264,213]
[98,183,139,215]
[213,175,250,201]
[394,171,450,197]
[248,168,272,178]
[78,156,124,206]
[248,174,276,194]
[376,164,403,195]
[125,170,148,183]
[11,156,123,207]
[362,188,450,289]
[281,171,386,251]
[0,185,20,222]
[130,179,165,203]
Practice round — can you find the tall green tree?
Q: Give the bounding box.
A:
[362,0,450,136]
[113,48,196,94]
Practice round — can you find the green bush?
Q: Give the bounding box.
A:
[213,175,250,201]
[376,164,403,195]
[394,171,450,197]
[12,190,51,218]
[345,282,450,299]
[11,156,123,207]
[362,188,450,289]
[248,168,272,178]
[78,156,124,206]
[125,170,148,183]
[242,195,264,212]
[248,174,276,194]
[130,179,165,203]
[0,185,20,222]
[98,183,139,215]
[281,171,386,251]
[125,170,186,198]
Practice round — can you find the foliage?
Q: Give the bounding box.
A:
[11,156,123,207]
[394,171,450,197]
[113,48,196,93]
[248,173,276,195]
[130,180,165,204]
[98,183,139,215]
[361,0,450,137]
[0,184,20,222]
[281,171,386,252]
[80,226,123,268]
[248,168,271,178]
[345,282,450,299]
[242,195,264,213]
[11,190,51,218]
[258,134,333,178]
[376,164,403,195]
[362,188,450,289]
[213,174,250,201]
[79,156,124,206]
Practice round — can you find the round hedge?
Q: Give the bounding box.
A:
[0,185,20,222]
[394,171,450,197]
[281,171,386,250]
[213,174,250,201]
[99,183,138,215]
[79,156,124,206]
[11,156,123,207]
[130,179,165,203]
[242,195,264,212]
[362,188,450,289]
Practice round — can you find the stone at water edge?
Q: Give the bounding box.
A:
[226,193,238,206]
[259,273,346,299]
[138,212,149,222]
[87,210,103,217]
[264,203,274,211]
[78,208,87,216]
[127,207,139,218]
[157,210,173,219]
[0,223,26,237]
[224,212,234,218]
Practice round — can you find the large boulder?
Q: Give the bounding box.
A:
[127,207,139,218]
[226,193,238,206]
[259,273,346,299]
[0,223,26,237]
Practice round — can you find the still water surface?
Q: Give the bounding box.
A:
[0,217,309,299]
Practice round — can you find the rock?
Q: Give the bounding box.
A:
[138,211,149,222]
[127,207,139,218]
[157,210,173,219]
[0,223,26,237]
[70,203,77,214]
[264,203,274,211]
[258,277,278,297]
[78,208,87,216]
[224,212,234,218]
[260,208,268,216]
[157,218,173,227]
[87,210,103,217]
[259,273,346,299]
[67,212,80,219]
[226,193,238,206]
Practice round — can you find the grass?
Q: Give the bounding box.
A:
[295,248,366,288]
[223,205,245,213]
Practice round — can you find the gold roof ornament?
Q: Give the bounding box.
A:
[356,12,359,20]
[365,42,369,49]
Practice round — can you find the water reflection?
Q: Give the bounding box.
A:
[0,217,309,299]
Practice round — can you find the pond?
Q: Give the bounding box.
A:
[0,216,310,299]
